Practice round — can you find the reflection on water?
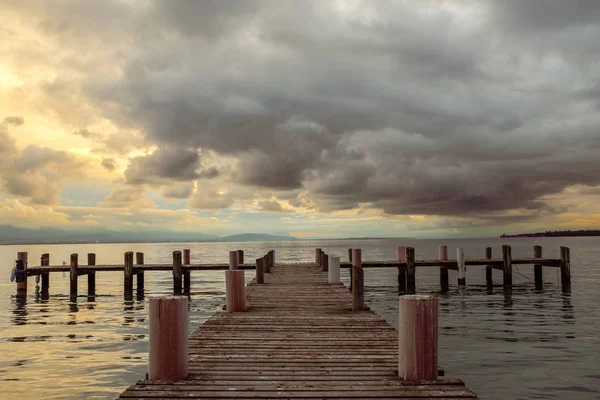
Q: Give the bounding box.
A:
[0,238,599,399]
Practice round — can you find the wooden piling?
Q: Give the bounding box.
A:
[457,247,466,287]
[173,251,183,294]
[348,248,353,292]
[502,245,512,288]
[229,250,239,270]
[534,245,543,290]
[16,252,28,292]
[41,253,50,293]
[322,253,329,272]
[149,296,189,380]
[87,253,96,295]
[328,256,340,284]
[264,252,271,273]
[352,249,364,311]
[398,295,438,381]
[485,247,493,288]
[439,246,448,292]
[237,250,244,265]
[225,270,246,312]
[560,246,571,288]
[183,249,191,265]
[136,252,145,294]
[70,253,78,299]
[406,247,416,294]
[315,248,322,265]
[255,257,264,284]
[397,246,406,294]
[124,251,134,295]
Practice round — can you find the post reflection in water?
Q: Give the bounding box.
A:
[12,293,28,326]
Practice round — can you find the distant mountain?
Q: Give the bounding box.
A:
[500,229,600,238]
[220,233,298,242]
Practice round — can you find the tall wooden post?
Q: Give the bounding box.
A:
[406,247,416,294]
[16,252,28,292]
[225,270,246,312]
[173,251,183,295]
[485,247,493,288]
[268,250,275,272]
[322,253,329,272]
[123,251,134,297]
[457,247,466,287]
[229,250,239,270]
[352,249,364,311]
[560,246,571,289]
[136,252,145,295]
[237,250,244,265]
[265,252,271,273]
[87,253,96,296]
[328,256,340,284]
[502,245,512,288]
[256,258,264,284]
[183,249,191,293]
[439,246,448,292]
[534,245,542,290]
[348,249,353,292]
[70,253,78,300]
[183,249,191,265]
[149,296,189,380]
[41,253,50,295]
[315,248,322,265]
[397,246,406,294]
[398,295,438,381]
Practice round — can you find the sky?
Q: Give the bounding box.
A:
[1,0,600,239]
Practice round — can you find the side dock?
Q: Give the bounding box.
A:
[118,262,477,399]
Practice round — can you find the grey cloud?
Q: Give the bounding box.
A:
[101,157,117,171]
[124,146,201,184]
[74,129,100,139]
[257,199,292,213]
[3,116,24,126]
[162,182,194,199]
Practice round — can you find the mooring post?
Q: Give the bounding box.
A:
[328,256,340,284]
[237,250,244,265]
[124,251,134,296]
[560,246,571,289]
[15,252,28,293]
[352,249,364,311]
[315,248,322,265]
[86,253,96,296]
[457,247,466,287]
[41,253,50,294]
[173,251,183,295]
[406,247,416,294]
[256,257,264,284]
[226,253,245,312]
[439,245,449,292]
[398,295,438,381]
[322,253,329,272]
[265,252,271,273]
[182,249,191,293]
[534,245,543,290]
[502,245,512,288]
[136,252,145,295]
[149,296,189,380]
[348,248,353,292]
[70,253,78,300]
[397,246,407,294]
[183,249,191,265]
[485,247,493,288]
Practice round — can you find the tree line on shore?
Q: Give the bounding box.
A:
[500,229,600,238]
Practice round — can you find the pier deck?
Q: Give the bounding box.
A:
[118,263,477,399]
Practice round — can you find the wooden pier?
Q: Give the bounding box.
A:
[118,262,477,399]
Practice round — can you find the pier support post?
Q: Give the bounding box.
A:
[315,248,322,265]
[322,253,329,272]
[268,250,275,272]
[534,245,543,290]
[485,247,493,288]
[406,247,416,294]
[225,270,246,312]
[183,249,191,265]
[237,250,244,265]
[502,245,512,288]
[328,256,340,284]
[183,249,191,294]
[70,253,78,300]
[124,251,134,296]
[560,246,571,290]
[352,249,364,311]
[149,296,189,380]
[136,252,145,295]
[439,246,448,292]
[398,295,438,381]
[256,258,264,284]
[173,251,183,295]
[16,252,28,293]
[397,246,406,294]
[41,253,50,295]
[348,249,353,292]
[87,253,96,296]
[229,250,239,270]
[457,247,466,287]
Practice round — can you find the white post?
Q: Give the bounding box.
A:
[457,247,466,286]
[328,256,340,284]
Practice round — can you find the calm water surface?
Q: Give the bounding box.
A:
[0,238,599,399]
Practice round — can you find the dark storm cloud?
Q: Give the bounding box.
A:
[28,0,600,219]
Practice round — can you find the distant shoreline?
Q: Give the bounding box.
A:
[501,229,600,238]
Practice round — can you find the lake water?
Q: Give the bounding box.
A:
[0,237,598,399]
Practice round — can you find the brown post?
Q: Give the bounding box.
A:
[457,247,466,287]
[439,246,448,292]
[485,247,493,288]
[322,253,329,272]
[149,296,189,380]
[225,270,246,312]
[123,251,134,296]
[268,250,274,273]
[70,253,78,300]
[348,249,353,292]
[173,251,183,294]
[183,249,191,293]
[87,253,96,295]
[256,257,264,284]
[398,295,438,381]
[183,249,191,265]
[136,252,145,294]
[406,247,416,294]
[16,252,28,292]
[315,248,322,265]
[560,246,571,288]
[397,246,407,294]
[502,245,512,288]
[264,252,271,273]
[229,250,239,270]
[534,245,542,290]
[41,253,50,294]
[237,250,244,265]
[351,249,364,311]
